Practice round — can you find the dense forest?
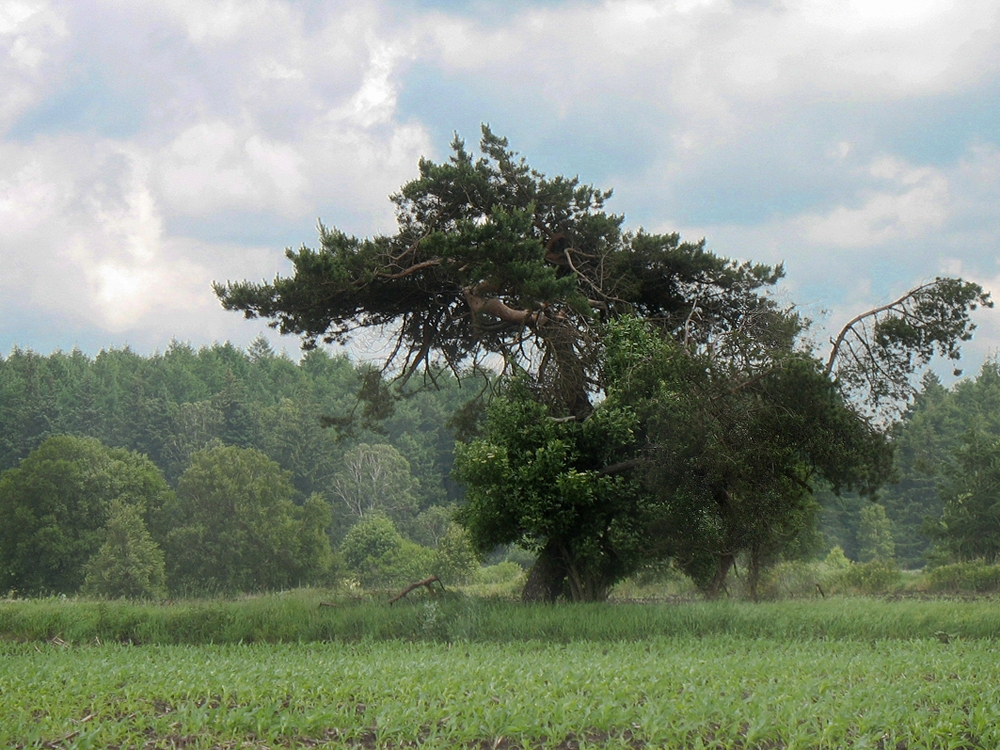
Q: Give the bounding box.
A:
[2,335,1000,598]
[822,362,1000,569]
[0,338,490,597]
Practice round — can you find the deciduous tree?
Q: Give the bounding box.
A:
[162,444,332,594]
[330,443,419,526]
[0,436,171,595]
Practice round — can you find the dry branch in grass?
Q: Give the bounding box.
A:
[388,575,445,605]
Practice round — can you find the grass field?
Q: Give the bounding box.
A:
[3,593,1000,748]
[3,589,1000,644]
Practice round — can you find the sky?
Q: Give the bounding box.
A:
[2,0,999,380]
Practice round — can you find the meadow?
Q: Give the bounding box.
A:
[3,592,1000,749]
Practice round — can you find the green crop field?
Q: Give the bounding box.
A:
[3,594,1000,748]
[4,597,1000,749]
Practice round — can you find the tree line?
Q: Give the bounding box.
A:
[820,361,1000,570]
[0,341,483,597]
[2,340,999,599]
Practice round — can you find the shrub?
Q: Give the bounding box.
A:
[924,561,1000,593]
[832,559,901,594]
[755,560,827,600]
[474,561,523,586]
[341,514,435,588]
[433,523,479,584]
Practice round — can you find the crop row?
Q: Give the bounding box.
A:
[4,635,999,749]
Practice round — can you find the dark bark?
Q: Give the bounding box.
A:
[705,552,736,599]
[747,546,762,602]
[521,546,568,602]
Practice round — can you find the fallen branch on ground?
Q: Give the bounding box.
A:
[388,575,445,605]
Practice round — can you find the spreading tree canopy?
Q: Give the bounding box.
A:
[217,126,991,600]
[215,126,784,419]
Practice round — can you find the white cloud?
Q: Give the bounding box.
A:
[0,0,69,130]
[0,1,438,355]
[796,157,951,248]
[157,121,308,217]
[0,137,207,330]
[419,0,1000,153]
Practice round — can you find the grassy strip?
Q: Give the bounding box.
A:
[4,637,1000,748]
[1,590,1000,644]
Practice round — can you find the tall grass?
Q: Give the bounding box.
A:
[2,590,1000,645]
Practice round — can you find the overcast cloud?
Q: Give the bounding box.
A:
[2,0,998,379]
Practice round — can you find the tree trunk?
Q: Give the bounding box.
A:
[521,546,568,602]
[564,560,611,602]
[705,552,735,599]
[747,546,762,602]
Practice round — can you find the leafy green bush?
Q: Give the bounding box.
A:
[831,559,901,594]
[341,514,435,587]
[753,561,825,600]
[433,523,479,584]
[924,561,1000,593]
[474,561,523,586]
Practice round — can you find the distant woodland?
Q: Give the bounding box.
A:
[0,338,488,597]
[1,337,999,597]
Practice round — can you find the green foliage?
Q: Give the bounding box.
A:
[924,561,1000,593]
[751,560,830,600]
[340,513,403,572]
[81,500,167,599]
[0,436,172,595]
[340,514,434,587]
[163,444,332,594]
[824,545,852,570]
[601,316,891,597]
[857,503,896,563]
[473,561,523,586]
[831,559,902,594]
[455,379,645,601]
[931,430,1000,562]
[0,341,466,532]
[410,503,457,547]
[433,523,479,584]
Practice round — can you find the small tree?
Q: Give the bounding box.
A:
[433,523,479,584]
[82,500,167,599]
[410,504,457,547]
[857,503,896,563]
[932,432,1000,561]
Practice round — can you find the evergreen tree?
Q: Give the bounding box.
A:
[82,500,168,599]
